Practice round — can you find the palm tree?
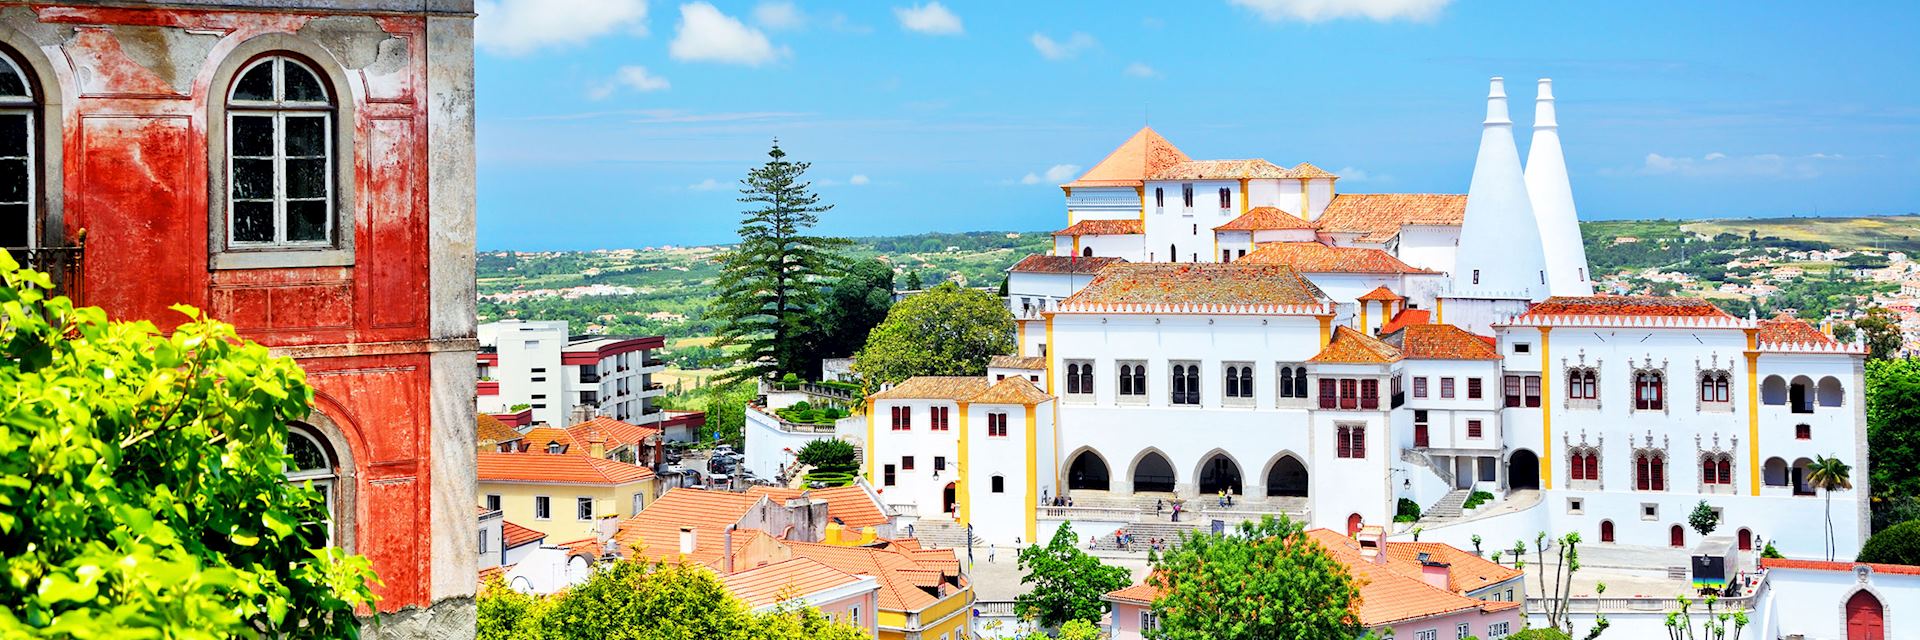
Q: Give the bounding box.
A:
[1806,455,1854,561]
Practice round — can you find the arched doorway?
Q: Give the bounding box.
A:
[1509,449,1541,491]
[942,482,957,516]
[1600,520,1615,543]
[1197,452,1243,497]
[1346,513,1364,535]
[1847,590,1886,640]
[1067,450,1110,491]
[1265,455,1309,497]
[1738,528,1752,551]
[1132,451,1176,494]
[1670,524,1685,548]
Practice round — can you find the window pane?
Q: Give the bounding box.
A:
[233,62,275,102]
[286,200,328,242]
[287,434,328,471]
[287,158,327,198]
[0,113,27,157]
[0,63,26,98]
[285,116,327,157]
[231,115,275,157]
[282,60,328,103]
[0,158,26,203]
[0,203,28,248]
[232,200,275,242]
[232,158,274,200]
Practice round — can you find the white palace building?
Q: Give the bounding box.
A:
[861,78,1868,561]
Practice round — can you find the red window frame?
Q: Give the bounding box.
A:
[1440,377,1455,399]
[1360,379,1380,410]
[901,456,915,471]
[1468,419,1483,439]
[1504,375,1523,407]
[1339,379,1359,410]
[1319,379,1338,409]
[1467,377,1483,400]
[1412,377,1428,398]
[988,413,1009,437]
[1524,376,1542,408]
[883,464,896,486]
[1795,424,1811,440]
[930,406,949,431]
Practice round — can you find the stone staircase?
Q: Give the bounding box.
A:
[1089,520,1200,552]
[1424,489,1472,520]
[908,519,982,549]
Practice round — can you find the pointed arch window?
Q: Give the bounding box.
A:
[1634,370,1665,411]
[225,55,335,248]
[1634,451,1666,491]
[0,48,36,256]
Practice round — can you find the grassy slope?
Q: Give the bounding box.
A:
[1680,215,1920,253]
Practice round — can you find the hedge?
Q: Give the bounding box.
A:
[1859,519,1920,565]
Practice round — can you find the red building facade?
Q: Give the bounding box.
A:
[1,1,476,632]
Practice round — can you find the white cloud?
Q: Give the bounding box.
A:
[476,0,648,56]
[689,178,725,191]
[1335,166,1388,183]
[1704,151,1727,160]
[1017,164,1081,184]
[1020,173,1041,185]
[589,65,671,99]
[1229,0,1450,23]
[895,2,963,35]
[1124,62,1158,78]
[753,1,805,30]
[670,2,785,66]
[1629,152,1842,179]
[1031,32,1097,60]
[849,174,871,185]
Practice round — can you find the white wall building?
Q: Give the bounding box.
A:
[478,320,667,427]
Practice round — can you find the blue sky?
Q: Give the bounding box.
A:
[474,0,1920,250]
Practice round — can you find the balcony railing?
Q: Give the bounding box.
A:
[6,245,84,302]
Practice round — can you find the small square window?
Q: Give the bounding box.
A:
[1513,343,1531,354]
[1567,498,1584,515]
[1641,503,1659,521]
[534,496,551,520]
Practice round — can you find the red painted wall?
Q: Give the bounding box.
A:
[36,6,441,611]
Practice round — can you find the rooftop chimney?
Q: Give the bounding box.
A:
[586,429,607,459]
[679,526,696,555]
[1452,76,1550,303]
[1524,77,1595,296]
[1416,552,1453,590]
[1356,526,1389,565]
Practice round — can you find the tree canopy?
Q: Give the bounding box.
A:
[1858,519,1920,565]
[1856,307,1904,360]
[854,282,1015,385]
[1148,516,1366,640]
[793,258,894,375]
[1014,522,1132,628]
[1867,358,1920,530]
[477,559,866,640]
[0,258,376,637]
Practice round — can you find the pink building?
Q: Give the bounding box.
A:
[723,557,881,636]
[1106,527,1525,639]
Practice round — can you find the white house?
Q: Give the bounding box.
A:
[478,320,667,428]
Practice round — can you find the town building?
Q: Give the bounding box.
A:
[863,77,1871,566]
[477,319,668,429]
[476,451,659,542]
[0,1,476,632]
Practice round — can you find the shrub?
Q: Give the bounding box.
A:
[791,400,812,412]
[1762,542,1784,559]
[796,439,856,469]
[1507,628,1572,640]
[1462,491,1495,510]
[803,471,855,487]
[1397,497,1422,521]
[1859,519,1920,565]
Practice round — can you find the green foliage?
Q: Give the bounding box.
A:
[1148,516,1366,640]
[1057,619,1102,640]
[673,379,756,447]
[707,142,853,383]
[801,471,855,487]
[1463,490,1495,510]
[1867,358,1920,526]
[1859,519,1920,565]
[855,282,1016,385]
[1395,498,1421,523]
[793,258,895,374]
[0,258,376,637]
[1761,543,1784,559]
[904,270,924,290]
[1508,629,1573,640]
[1015,523,1132,628]
[1857,307,1904,360]
[1808,455,1856,561]
[477,559,867,640]
[796,439,857,470]
[1688,501,1721,537]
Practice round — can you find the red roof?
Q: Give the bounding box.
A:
[1311,326,1403,364]
[1240,242,1436,274]
[1758,315,1837,345]
[519,426,575,453]
[1357,286,1404,302]
[1762,558,1920,576]
[785,541,964,612]
[1063,126,1190,188]
[475,452,656,485]
[722,557,871,609]
[615,488,767,566]
[1379,309,1430,335]
[1064,263,1328,307]
[1053,219,1145,236]
[1383,324,1502,360]
[566,417,661,450]
[502,520,546,548]
[1315,194,1468,243]
[1522,296,1732,319]
[1008,254,1124,275]
[745,484,892,529]
[1214,206,1317,232]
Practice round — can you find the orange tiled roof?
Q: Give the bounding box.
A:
[1758,315,1837,345]
[744,484,892,529]
[477,414,521,445]
[1304,529,1522,626]
[1148,158,1293,181]
[1311,326,1403,364]
[786,541,965,612]
[1008,254,1125,275]
[1063,263,1328,307]
[1382,541,1524,594]
[870,376,992,401]
[1104,577,1164,606]
[1383,324,1502,361]
[722,557,871,609]
[1316,194,1468,243]
[1052,219,1145,236]
[968,375,1054,405]
[1762,558,1920,576]
[479,565,504,583]
[1063,126,1190,188]
[476,452,656,485]
[1521,296,1733,319]
[1357,286,1404,302]
[614,488,767,566]
[502,520,546,548]
[1291,162,1339,179]
[1214,206,1317,232]
[519,426,575,453]
[1240,242,1436,275]
[566,416,661,450]
[988,355,1048,370]
[1379,308,1430,335]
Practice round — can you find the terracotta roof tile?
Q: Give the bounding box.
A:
[478,565,504,583]
[1148,158,1293,181]
[1311,326,1403,364]
[1382,542,1524,593]
[1378,309,1430,335]
[1104,578,1163,606]
[1290,162,1339,179]
[744,483,892,529]
[502,520,546,548]
[1316,194,1468,243]
[566,417,661,450]
[1052,219,1145,236]
[476,452,656,485]
[1214,206,1317,232]
[1008,254,1125,274]
[1240,242,1436,274]
[1357,286,1404,301]
[477,414,521,446]
[722,557,870,609]
[786,541,966,612]
[967,376,1054,405]
[870,376,992,401]
[1521,296,1733,319]
[1063,127,1190,188]
[988,355,1048,370]
[1758,315,1837,346]
[1063,263,1328,307]
[1383,324,1502,361]
[1762,558,1920,576]
[519,426,575,453]
[614,488,767,565]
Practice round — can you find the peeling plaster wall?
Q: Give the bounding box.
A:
[17,2,477,635]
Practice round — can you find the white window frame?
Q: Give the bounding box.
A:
[0,50,34,251]
[225,56,336,249]
[534,495,552,520]
[284,427,338,547]
[1222,361,1255,407]
[576,496,594,520]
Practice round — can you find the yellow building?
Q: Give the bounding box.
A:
[476,451,658,542]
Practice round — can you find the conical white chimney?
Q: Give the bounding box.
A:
[1526,78,1595,296]
[1452,77,1550,302]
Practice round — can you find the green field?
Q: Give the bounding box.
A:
[1680,215,1920,253]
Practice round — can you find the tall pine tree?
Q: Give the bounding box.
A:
[708,141,849,383]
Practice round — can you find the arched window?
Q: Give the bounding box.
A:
[1635,451,1665,491]
[1279,366,1295,398]
[1817,376,1844,408]
[1081,247,1092,257]
[1292,367,1308,398]
[1567,448,1599,483]
[226,55,335,248]
[285,425,339,546]
[1702,454,1733,488]
[1635,370,1664,411]
[1567,368,1598,401]
[1599,520,1614,543]
[1699,370,1732,407]
[1129,364,1146,396]
[1066,363,1083,395]
[0,47,36,254]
